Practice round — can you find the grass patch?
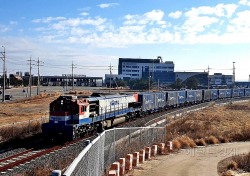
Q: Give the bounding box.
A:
[232,152,250,172]
[166,101,250,143]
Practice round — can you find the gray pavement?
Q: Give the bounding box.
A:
[1,86,102,101]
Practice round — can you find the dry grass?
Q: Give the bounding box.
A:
[177,135,196,148]
[166,101,250,143]
[0,93,59,126]
[219,152,250,175]
[172,139,181,150]
[0,93,59,141]
[205,135,219,144]
[168,101,250,175]
[232,152,250,172]
[222,170,235,176]
[195,138,207,146]
[227,161,238,170]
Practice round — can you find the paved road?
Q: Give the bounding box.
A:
[133,142,250,176]
[1,86,101,101]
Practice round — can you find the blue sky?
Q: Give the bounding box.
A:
[0,0,250,81]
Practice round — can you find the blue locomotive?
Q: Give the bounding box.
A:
[42,88,250,140]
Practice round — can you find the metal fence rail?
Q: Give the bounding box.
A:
[63,127,166,176]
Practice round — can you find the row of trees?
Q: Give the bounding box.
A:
[109,77,199,90]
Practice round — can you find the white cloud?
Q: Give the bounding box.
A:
[98,3,119,9]
[223,4,239,17]
[144,9,164,21]
[185,4,238,18]
[124,9,166,28]
[80,12,89,16]
[28,3,250,47]
[71,27,90,36]
[9,21,18,25]
[182,16,219,34]
[227,10,250,33]
[0,25,9,32]
[239,0,250,6]
[49,17,107,31]
[168,11,182,19]
[119,25,145,33]
[32,17,67,23]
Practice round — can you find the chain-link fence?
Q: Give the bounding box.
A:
[63,127,166,176]
[0,116,49,141]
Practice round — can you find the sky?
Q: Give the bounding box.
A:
[0,0,250,81]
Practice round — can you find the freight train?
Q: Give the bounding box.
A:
[42,88,250,140]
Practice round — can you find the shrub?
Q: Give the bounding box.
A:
[206,135,219,144]
[177,136,196,148]
[232,152,250,172]
[172,139,181,150]
[227,161,238,170]
[218,136,229,143]
[222,170,235,176]
[195,138,207,146]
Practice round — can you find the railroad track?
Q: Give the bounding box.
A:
[0,136,95,174]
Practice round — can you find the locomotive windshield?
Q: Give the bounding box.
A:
[50,100,72,112]
[50,97,79,115]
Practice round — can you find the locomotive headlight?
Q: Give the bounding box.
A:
[61,100,63,105]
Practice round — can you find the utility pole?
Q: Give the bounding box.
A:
[152,59,154,84]
[148,68,151,92]
[207,65,210,89]
[71,62,76,90]
[36,57,44,95]
[109,64,112,92]
[1,46,6,102]
[27,57,35,97]
[233,62,236,88]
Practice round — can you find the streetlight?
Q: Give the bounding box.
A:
[1,46,5,102]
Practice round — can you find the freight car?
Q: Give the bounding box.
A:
[42,88,250,140]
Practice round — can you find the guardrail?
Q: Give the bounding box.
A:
[62,127,166,176]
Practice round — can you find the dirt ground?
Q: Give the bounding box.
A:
[0,93,60,126]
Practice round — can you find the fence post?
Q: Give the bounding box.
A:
[140,128,142,146]
[147,128,150,145]
[129,128,131,144]
[113,128,116,161]
[12,123,14,138]
[164,126,167,142]
[28,120,31,134]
